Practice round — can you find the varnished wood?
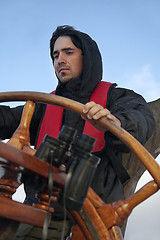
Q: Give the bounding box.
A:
[96,181,158,230]
[0,101,47,239]
[118,180,158,215]
[7,101,35,151]
[0,92,159,187]
[123,98,160,198]
[109,226,123,240]
[0,196,47,227]
[0,141,66,187]
[81,197,111,239]
[87,187,104,208]
[121,98,160,234]
[70,212,93,240]
[71,224,87,240]
[0,92,160,239]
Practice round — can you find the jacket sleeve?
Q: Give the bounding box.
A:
[0,105,24,140]
[105,86,155,152]
[0,103,45,145]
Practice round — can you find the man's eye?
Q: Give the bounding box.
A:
[54,55,58,59]
[67,51,73,55]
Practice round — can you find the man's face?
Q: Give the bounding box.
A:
[53,36,83,83]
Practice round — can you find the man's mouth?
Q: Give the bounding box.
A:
[58,67,70,73]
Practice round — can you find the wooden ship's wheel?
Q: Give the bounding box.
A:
[0,91,160,240]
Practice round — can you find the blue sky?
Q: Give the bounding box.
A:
[1,1,160,239]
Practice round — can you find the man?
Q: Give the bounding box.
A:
[0,25,155,202]
[0,25,155,238]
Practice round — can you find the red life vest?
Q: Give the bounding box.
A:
[36,81,113,152]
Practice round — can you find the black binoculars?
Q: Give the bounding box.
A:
[23,125,100,211]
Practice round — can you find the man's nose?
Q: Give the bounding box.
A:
[58,53,66,64]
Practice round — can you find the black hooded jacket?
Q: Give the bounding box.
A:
[0,30,155,204]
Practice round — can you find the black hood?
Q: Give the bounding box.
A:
[55,30,103,103]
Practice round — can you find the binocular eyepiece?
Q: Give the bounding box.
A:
[63,133,100,211]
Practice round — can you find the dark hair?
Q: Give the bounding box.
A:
[50,25,83,61]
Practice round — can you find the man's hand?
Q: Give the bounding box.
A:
[81,101,121,131]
